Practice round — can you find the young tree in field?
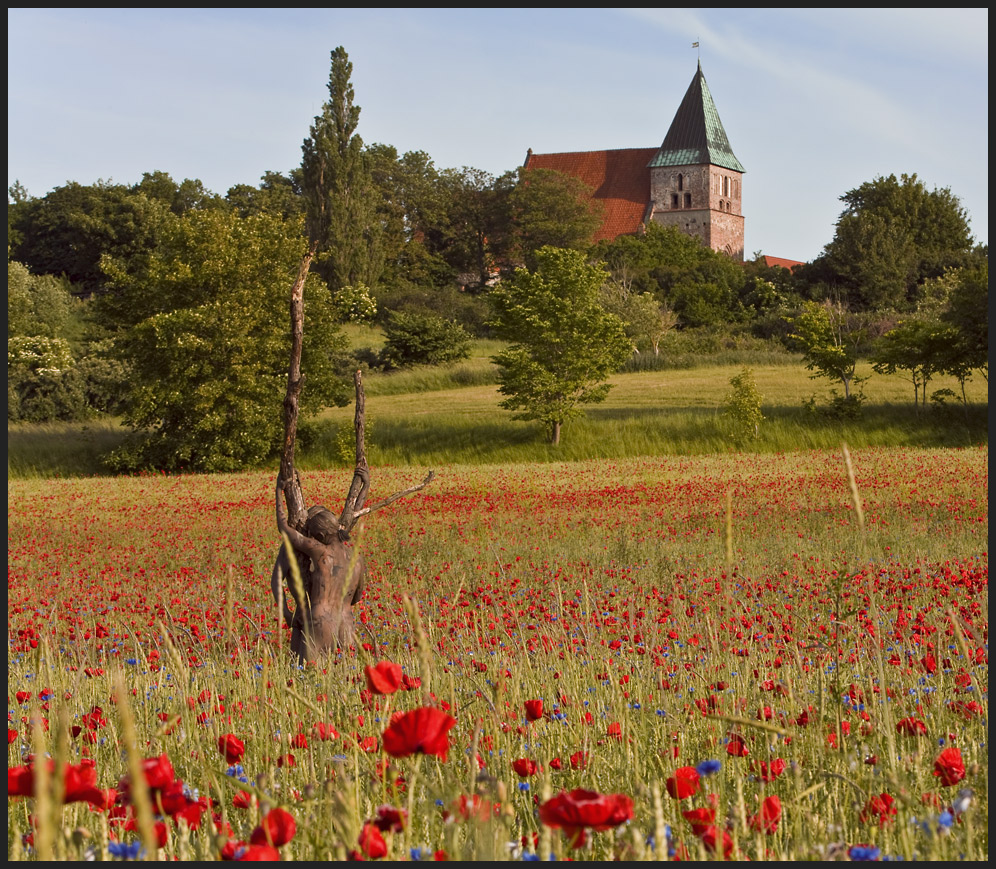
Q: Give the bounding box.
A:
[489,246,630,445]
[787,300,865,400]
[301,46,384,295]
[600,280,678,356]
[872,318,958,411]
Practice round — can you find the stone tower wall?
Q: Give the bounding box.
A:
[648,164,745,261]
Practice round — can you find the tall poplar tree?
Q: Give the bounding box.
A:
[301,46,383,293]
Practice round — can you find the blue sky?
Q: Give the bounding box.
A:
[8,8,988,263]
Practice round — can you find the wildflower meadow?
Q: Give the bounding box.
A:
[7,446,988,860]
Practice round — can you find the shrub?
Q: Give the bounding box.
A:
[380,311,471,369]
[723,367,764,443]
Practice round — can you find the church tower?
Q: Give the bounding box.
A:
[648,61,745,260]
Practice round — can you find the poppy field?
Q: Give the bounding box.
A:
[7,446,989,861]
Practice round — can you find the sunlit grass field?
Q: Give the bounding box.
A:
[7,444,988,861]
[7,354,988,478]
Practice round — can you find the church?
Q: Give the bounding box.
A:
[523,61,747,261]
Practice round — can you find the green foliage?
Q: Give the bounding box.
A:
[8,180,175,295]
[787,300,866,400]
[8,336,82,422]
[509,168,602,266]
[594,223,747,328]
[489,247,631,444]
[723,366,764,442]
[380,310,472,369]
[873,318,958,410]
[942,259,988,380]
[333,282,378,323]
[7,261,84,341]
[818,173,974,310]
[226,170,305,220]
[600,281,678,356]
[302,46,384,293]
[103,208,350,472]
[132,170,224,214]
[437,166,516,289]
[366,145,458,296]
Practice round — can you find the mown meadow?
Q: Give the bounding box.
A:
[7,436,988,860]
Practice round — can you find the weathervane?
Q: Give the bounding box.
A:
[693,39,700,60]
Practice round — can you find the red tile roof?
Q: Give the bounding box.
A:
[524,148,658,243]
[762,255,804,271]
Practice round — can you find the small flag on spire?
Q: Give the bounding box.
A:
[692,41,699,48]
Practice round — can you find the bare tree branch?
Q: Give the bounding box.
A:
[352,470,436,523]
[279,243,318,531]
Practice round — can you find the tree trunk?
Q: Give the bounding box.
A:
[280,244,318,532]
[551,420,561,445]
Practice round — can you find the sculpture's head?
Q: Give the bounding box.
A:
[306,509,340,545]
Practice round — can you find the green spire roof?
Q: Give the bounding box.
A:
[648,62,745,173]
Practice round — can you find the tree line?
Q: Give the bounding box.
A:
[7,47,988,464]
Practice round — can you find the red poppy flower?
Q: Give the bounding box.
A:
[446,793,498,823]
[701,826,734,858]
[373,804,407,833]
[233,790,253,809]
[750,795,782,834]
[313,722,339,741]
[726,734,749,757]
[859,792,898,826]
[219,734,245,764]
[359,822,387,858]
[365,661,404,696]
[896,717,927,737]
[665,767,700,800]
[524,700,543,721]
[512,758,539,778]
[682,806,715,837]
[569,751,588,770]
[141,754,176,792]
[381,707,457,762]
[227,842,281,861]
[250,807,296,847]
[933,747,966,787]
[538,789,634,848]
[757,758,786,782]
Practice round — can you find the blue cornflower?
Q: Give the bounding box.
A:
[108,841,145,860]
[938,810,954,829]
[848,845,881,861]
[696,759,722,776]
[519,782,531,792]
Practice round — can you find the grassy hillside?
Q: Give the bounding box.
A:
[8,338,987,479]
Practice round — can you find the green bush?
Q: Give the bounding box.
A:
[380,311,472,369]
[723,366,764,442]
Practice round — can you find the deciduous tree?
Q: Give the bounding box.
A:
[489,247,630,445]
[787,300,865,400]
[817,173,974,311]
[104,209,348,472]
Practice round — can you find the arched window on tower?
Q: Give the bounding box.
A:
[677,174,683,192]
[671,194,679,208]
[726,201,731,212]
[724,176,729,197]
[684,193,692,208]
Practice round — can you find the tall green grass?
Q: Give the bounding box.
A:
[7,359,988,478]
